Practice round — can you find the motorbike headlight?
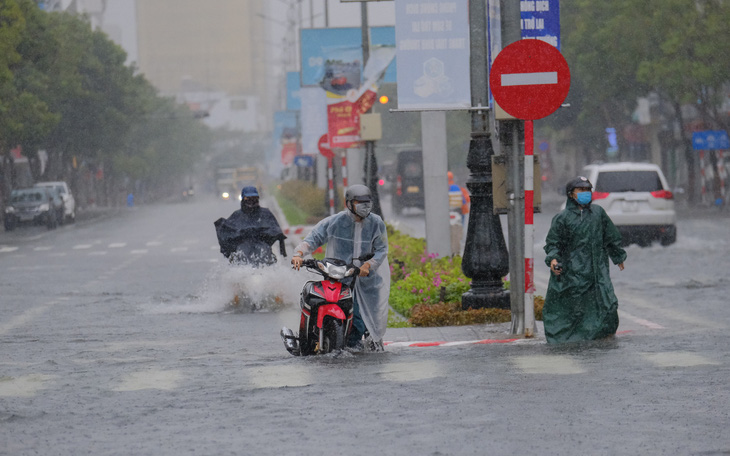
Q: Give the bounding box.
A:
[38,203,50,211]
[319,262,348,279]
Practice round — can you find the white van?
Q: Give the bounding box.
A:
[581,162,676,246]
[35,181,75,223]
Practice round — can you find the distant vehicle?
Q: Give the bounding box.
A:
[216,166,262,200]
[392,150,424,215]
[4,187,64,231]
[34,181,75,222]
[576,162,677,246]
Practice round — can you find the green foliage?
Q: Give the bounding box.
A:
[386,225,542,327]
[0,2,212,203]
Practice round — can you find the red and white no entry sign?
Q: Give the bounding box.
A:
[489,39,570,120]
[318,134,334,159]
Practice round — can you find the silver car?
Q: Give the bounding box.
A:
[582,162,677,246]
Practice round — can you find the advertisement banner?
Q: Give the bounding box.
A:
[300,87,328,155]
[300,26,396,87]
[395,0,471,110]
[520,0,561,49]
[326,46,396,149]
[273,111,300,166]
[286,72,302,111]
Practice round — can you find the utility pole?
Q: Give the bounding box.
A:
[360,2,383,217]
[461,0,510,310]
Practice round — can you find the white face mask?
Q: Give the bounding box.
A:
[353,201,372,218]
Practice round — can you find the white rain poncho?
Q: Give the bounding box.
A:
[295,210,390,341]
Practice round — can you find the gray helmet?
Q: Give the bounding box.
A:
[345,184,372,204]
[565,176,593,196]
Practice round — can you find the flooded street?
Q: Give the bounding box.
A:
[1,195,729,455]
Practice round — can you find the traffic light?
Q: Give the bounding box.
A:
[379,95,389,104]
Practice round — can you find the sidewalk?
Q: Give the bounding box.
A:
[384,321,545,347]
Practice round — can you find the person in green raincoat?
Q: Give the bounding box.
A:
[543,176,627,344]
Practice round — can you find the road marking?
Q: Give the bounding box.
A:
[248,365,312,389]
[0,246,19,253]
[0,374,56,397]
[113,369,183,391]
[146,241,162,247]
[130,249,148,254]
[33,246,52,251]
[109,243,126,248]
[641,352,720,368]
[89,251,108,256]
[73,244,93,250]
[502,71,558,87]
[379,361,443,382]
[0,302,56,335]
[512,355,586,375]
[619,293,725,330]
[618,310,665,329]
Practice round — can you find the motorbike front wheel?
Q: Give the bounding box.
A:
[322,318,345,353]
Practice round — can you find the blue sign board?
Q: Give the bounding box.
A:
[395,0,472,110]
[286,72,301,111]
[300,27,396,87]
[293,155,315,167]
[520,0,561,49]
[692,130,730,151]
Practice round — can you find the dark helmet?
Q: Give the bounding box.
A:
[565,176,593,196]
[345,184,372,204]
[241,186,259,198]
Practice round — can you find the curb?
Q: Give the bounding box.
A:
[384,337,523,348]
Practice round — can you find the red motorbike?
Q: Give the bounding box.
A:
[281,255,371,356]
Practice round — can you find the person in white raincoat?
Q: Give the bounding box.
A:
[291,184,390,350]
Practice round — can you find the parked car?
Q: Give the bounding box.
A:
[392,149,424,215]
[35,181,75,222]
[4,187,65,231]
[579,162,677,246]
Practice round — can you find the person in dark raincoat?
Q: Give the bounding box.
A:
[214,186,287,267]
[543,176,627,344]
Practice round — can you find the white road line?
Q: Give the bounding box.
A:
[379,361,444,382]
[146,241,162,247]
[0,374,56,397]
[618,293,725,330]
[247,365,312,389]
[618,310,665,329]
[0,246,19,253]
[113,369,183,391]
[641,352,720,368]
[512,355,586,375]
[89,251,108,256]
[73,244,93,250]
[130,249,148,254]
[33,246,53,251]
[109,243,126,248]
[0,302,57,335]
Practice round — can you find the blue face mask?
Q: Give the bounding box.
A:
[576,191,592,205]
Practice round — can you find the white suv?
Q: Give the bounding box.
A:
[581,162,676,246]
[35,181,75,223]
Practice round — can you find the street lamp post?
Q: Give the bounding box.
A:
[461,0,510,310]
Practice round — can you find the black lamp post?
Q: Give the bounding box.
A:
[461,0,510,310]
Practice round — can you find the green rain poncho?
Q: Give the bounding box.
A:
[543,197,627,344]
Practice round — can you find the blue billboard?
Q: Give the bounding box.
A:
[286,72,301,111]
[300,26,396,87]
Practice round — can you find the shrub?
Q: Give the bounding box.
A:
[386,224,544,327]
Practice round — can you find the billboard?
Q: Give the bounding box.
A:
[300,26,396,87]
[394,0,471,110]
